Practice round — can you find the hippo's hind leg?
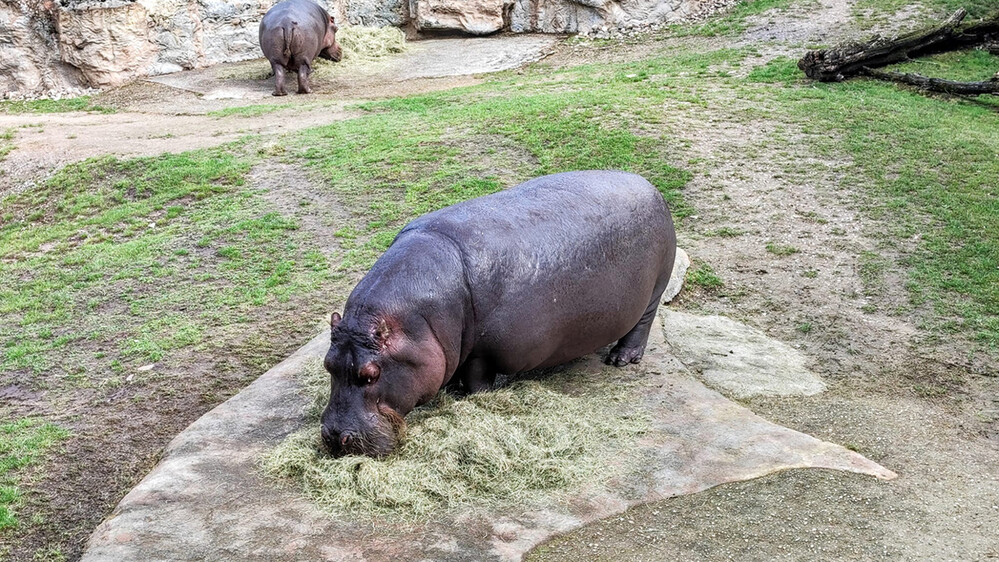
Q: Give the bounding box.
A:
[296,61,312,94]
[271,62,288,97]
[606,272,671,367]
[455,356,496,394]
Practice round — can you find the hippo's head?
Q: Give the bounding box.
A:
[320,311,445,457]
[319,16,343,62]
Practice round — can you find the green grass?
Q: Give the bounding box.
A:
[263,361,646,518]
[766,242,800,256]
[672,0,799,37]
[207,104,293,118]
[289,51,716,273]
[0,129,13,163]
[707,226,747,237]
[853,0,996,23]
[0,147,341,378]
[750,56,999,345]
[687,263,724,290]
[0,96,113,115]
[0,419,68,530]
[888,49,999,82]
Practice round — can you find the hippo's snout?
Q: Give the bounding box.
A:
[320,404,404,458]
[321,425,361,455]
[328,45,343,62]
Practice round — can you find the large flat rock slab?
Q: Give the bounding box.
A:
[81,298,894,561]
[662,309,826,398]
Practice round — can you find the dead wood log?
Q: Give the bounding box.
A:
[798,9,999,82]
[861,67,999,95]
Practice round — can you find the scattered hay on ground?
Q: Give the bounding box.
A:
[217,26,407,81]
[262,360,646,518]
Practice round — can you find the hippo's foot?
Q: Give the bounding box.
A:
[605,344,644,367]
[272,90,288,97]
[297,88,312,95]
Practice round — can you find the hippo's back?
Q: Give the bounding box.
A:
[400,170,676,372]
[259,0,328,60]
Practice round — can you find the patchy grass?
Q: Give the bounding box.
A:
[888,49,999,82]
[687,263,724,290]
[208,104,294,118]
[0,147,339,379]
[766,242,800,256]
[0,419,68,531]
[853,0,996,23]
[290,51,704,272]
[263,362,646,517]
[707,226,747,237]
[672,0,798,37]
[750,56,999,346]
[0,129,13,164]
[0,97,113,115]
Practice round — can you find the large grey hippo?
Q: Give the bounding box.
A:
[321,170,678,456]
[259,0,342,96]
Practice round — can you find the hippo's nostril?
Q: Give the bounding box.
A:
[340,433,352,447]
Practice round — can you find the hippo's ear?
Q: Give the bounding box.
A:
[330,312,342,330]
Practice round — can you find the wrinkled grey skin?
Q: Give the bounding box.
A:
[258,0,342,96]
[321,171,677,457]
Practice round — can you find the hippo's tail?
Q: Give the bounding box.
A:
[282,23,297,59]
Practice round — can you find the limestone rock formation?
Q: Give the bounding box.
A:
[56,2,157,87]
[3,0,724,97]
[0,0,82,97]
[409,0,505,35]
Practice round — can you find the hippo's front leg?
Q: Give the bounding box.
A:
[456,357,496,394]
[271,62,288,96]
[296,62,312,94]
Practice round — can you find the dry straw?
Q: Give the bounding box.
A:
[262,360,647,518]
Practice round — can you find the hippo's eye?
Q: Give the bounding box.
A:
[358,362,380,385]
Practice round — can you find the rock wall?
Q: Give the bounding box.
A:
[3,0,717,97]
[0,0,82,97]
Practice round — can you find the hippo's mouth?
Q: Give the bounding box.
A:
[322,403,406,458]
[320,48,342,63]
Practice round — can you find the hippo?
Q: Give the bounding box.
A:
[258,0,343,96]
[321,170,677,457]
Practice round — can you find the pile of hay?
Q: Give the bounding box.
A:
[217,26,406,81]
[262,361,647,517]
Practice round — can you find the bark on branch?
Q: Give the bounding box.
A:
[798,9,999,82]
[861,67,999,95]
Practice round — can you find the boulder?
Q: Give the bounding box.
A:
[409,0,506,35]
[0,0,82,97]
[509,0,696,34]
[56,2,157,87]
[343,0,404,27]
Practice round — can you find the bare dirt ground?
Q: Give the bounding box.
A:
[3,2,998,560]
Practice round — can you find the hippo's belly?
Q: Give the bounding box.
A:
[405,170,676,375]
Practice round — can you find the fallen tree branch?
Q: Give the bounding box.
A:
[861,67,999,95]
[798,9,999,82]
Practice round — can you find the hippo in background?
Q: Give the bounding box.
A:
[259,0,343,96]
[320,170,678,458]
